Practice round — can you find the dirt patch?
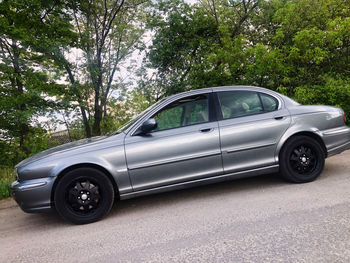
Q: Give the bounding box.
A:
[0,198,17,210]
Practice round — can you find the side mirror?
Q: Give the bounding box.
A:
[134,118,157,135]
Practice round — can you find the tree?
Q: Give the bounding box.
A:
[0,0,150,164]
[0,0,71,163]
[146,0,261,95]
[272,0,350,90]
[145,0,350,121]
[53,0,149,137]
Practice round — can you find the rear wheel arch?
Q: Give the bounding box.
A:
[278,134,326,183]
[51,163,119,205]
[278,131,327,161]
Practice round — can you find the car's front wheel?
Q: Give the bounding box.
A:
[279,135,325,183]
[54,167,114,224]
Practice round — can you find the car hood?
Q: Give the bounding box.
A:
[16,134,123,168]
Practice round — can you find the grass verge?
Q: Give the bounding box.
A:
[0,166,15,200]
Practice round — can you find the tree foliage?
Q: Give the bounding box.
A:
[0,0,72,164]
[57,0,149,137]
[0,0,149,165]
[146,0,350,110]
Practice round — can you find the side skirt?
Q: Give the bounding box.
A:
[119,165,279,200]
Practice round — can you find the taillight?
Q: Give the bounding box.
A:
[344,112,347,123]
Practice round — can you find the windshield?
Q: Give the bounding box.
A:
[113,98,166,134]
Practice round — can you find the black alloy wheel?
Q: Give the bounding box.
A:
[66,179,101,214]
[280,135,325,183]
[54,167,114,224]
[289,144,317,175]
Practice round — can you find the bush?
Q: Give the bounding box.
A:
[0,166,15,199]
[294,76,350,125]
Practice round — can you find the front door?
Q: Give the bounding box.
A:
[124,93,223,191]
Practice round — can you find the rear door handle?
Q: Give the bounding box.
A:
[199,128,213,133]
[274,116,285,120]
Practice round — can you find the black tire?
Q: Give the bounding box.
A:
[279,135,325,183]
[54,167,114,224]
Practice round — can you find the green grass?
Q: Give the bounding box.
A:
[0,166,15,200]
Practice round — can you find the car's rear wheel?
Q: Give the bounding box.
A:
[279,135,325,183]
[54,167,114,224]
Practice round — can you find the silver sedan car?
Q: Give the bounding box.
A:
[9,86,350,224]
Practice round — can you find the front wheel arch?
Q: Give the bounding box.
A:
[51,163,119,206]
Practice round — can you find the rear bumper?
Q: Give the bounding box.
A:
[323,126,350,157]
[8,177,55,213]
[327,141,350,157]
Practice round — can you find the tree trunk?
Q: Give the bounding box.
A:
[92,106,102,136]
[64,64,92,138]
[80,106,92,138]
[12,42,30,155]
[91,48,103,136]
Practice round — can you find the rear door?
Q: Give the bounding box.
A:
[215,90,291,174]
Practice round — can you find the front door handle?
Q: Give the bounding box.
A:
[199,128,213,133]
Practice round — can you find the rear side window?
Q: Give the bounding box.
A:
[259,93,278,112]
[217,91,263,119]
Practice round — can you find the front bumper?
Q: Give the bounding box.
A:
[9,177,55,213]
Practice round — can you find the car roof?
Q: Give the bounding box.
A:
[172,85,279,98]
[212,85,273,92]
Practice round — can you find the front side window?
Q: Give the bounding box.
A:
[217,91,263,119]
[153,94,209,131]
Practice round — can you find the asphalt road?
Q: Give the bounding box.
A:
[1,151,350,263]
